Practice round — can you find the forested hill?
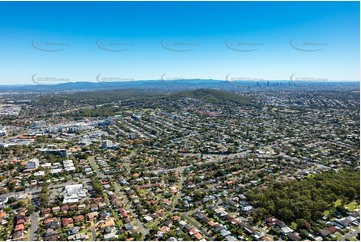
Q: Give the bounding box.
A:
[166,88,252,105]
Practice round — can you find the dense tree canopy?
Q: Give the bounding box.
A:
[247,168,360,223]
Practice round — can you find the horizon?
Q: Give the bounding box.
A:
[0,1,359,85]
[0,79,360,87]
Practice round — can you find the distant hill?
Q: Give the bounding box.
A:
[0,80,235,93]
[0,80,359,94]
[166,88,251,105]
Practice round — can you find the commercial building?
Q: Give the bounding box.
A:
[26,158,39,169]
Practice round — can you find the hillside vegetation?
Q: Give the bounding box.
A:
[167,88,252,105]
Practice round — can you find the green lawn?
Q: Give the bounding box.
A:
[306,173,314,178]
[25,228,31,241]
[345,201,360,212]
[144,222,153,228]
[291,222,297,229]
[87,232,93,241]
[334,199,342,207]
[334,232,342,240]
[138,189,149,197]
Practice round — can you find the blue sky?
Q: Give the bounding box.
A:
[0,1,359,85]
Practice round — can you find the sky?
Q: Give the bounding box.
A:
[0,1,359,85]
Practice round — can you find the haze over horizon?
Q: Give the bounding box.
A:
[0,1,359,85]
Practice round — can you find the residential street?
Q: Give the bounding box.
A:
[29,210,39,240]
[340,229,360,241]
[88,156,150,239]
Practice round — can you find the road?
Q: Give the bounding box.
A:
[144,150,254,175]
[145,166,190,175]
[179,196,234,241]
[88,156,106,179]
[340,229,360,241]
[181,213,213,240]
[51,105,93,116]
[29,209,39,240]
[88,156,149,238]
[171,170,185,209]
[29,212,39,240]
[148,168,186,230]
[8,179,91,200]
[5,176,93,241]
[113,182,149,237]
[90,221,96,241]
[147,166,214,240]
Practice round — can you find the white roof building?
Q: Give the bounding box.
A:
[143,215,153,222]
[41,162,52,169]
[34,171,45,176]
[51,168,62,174]
[61,184,88,204]
[63,160,76,172]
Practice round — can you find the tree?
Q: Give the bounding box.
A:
[345,188,356,201]
[252,208,268,223]
[7,182,15,191]
[39,186,49,208]
[296,219,311,230]
[27,205,35,215]
[277,207,294,222]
